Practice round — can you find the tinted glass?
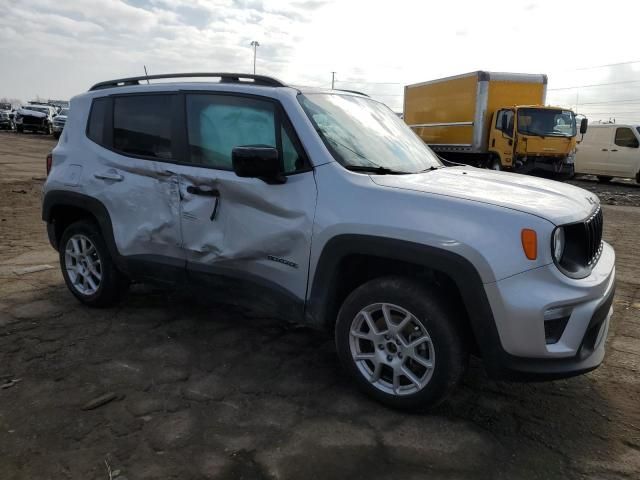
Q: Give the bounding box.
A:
[113,95,173,159]
[87,97,109,146]
[614,127,639,148]
[186,94,276,170]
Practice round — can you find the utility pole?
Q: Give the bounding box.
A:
[331,71,336,89]
[250,41,260,74]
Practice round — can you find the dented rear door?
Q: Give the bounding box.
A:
[87,93,184,268]
[177,93,317,315]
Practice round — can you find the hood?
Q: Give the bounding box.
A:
[19,108,47,118]
[370,166,598,225]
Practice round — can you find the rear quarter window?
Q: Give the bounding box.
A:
[87,97,110,146]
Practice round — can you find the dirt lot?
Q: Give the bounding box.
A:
[1,131,639,479]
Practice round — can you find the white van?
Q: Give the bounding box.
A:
[575,124,640,183]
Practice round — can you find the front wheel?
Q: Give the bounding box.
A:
[16,125,23,133]
[59,220,129,307]
[335,276,468,410]
[597,175,613,183]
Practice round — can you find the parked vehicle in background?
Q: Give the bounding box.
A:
[42,72,615,409]
[575,124,640,184]
[0,102,15,130]
[15,104,57,134]
[52,108,69,139]
[404,71,587,177]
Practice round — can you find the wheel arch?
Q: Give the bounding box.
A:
[42,190,125,271]
[305,235,502,360]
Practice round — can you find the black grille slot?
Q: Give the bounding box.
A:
[585,207,603,266]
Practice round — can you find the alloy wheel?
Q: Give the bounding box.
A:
[349,302,435,396]
[64,234,102,296]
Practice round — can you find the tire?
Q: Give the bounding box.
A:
[487,156,502,171]
[59,220,129,307]
[597,176,612,183]
[16,125,23,133]
[335,276,468,410]
[53,132,61,140]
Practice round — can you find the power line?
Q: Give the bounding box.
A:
[335,79,402,85]
[549,79,640,91]
[574,59,640,71]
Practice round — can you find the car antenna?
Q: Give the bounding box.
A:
[143,65,150,84]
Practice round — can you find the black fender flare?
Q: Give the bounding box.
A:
[42,190,126,271]
[305,234,503,371]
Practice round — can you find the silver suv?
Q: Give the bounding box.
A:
[42,73,616,409]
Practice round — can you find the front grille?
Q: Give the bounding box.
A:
[585,207,603,266]
[23,115,45,126]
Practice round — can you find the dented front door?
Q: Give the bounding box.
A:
[177,93,317,314]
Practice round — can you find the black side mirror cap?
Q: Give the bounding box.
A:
[580,117,588,135]
[232,146,286,184]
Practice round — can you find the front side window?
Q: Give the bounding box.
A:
[496,109,514,136]
[298,93,440,173]
[614,127,639,148]
[186,94,306,173]
[517,108,576,137]
[113,95,173,160]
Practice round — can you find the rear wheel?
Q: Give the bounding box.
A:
[335,276,468,410]
[597,175,612,183]
[59,220,129,307]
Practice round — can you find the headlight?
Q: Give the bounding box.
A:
[552,227,565,263]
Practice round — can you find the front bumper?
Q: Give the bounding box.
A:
[516,157,575,178]
[53,124,65,133]
[482,241,615,380]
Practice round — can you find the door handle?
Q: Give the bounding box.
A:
[94,170,123,182]
[601,148,608,152]
[187,185,219,197]
[610,149,618,152]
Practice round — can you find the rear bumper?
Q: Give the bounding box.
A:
[482,242,615,381]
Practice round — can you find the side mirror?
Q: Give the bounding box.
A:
[580,118,588,135]
[232,146,285,184]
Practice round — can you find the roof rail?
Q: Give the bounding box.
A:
[89,72,287,91]
[334,88,369,97]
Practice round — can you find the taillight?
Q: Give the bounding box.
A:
[46,153,52,176]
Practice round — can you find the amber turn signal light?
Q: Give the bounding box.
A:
[521,229,537,260]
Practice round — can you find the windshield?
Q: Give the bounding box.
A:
[517,108,576,137]
[59,108,69,116]
[298,93,441,173]
[24,106,48,114]
[0,103,10,110]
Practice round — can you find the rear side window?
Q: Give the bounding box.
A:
[614,127,639,148]
[113,95,173,159]
[87,97,109,146]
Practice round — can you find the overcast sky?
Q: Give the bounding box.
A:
[2,0,640,122]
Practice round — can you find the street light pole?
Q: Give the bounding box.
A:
[331,71,336,89]
[250,41,260,74]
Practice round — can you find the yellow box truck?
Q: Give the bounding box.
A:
[404,71,587,177]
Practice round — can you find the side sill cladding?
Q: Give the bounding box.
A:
[305,235,504,369]
[42,190,126,272]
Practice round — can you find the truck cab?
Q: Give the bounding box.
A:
[489,106,587,176]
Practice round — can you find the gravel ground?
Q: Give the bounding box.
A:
[0,131,639,479]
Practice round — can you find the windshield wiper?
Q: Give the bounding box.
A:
[344,165,409,175]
